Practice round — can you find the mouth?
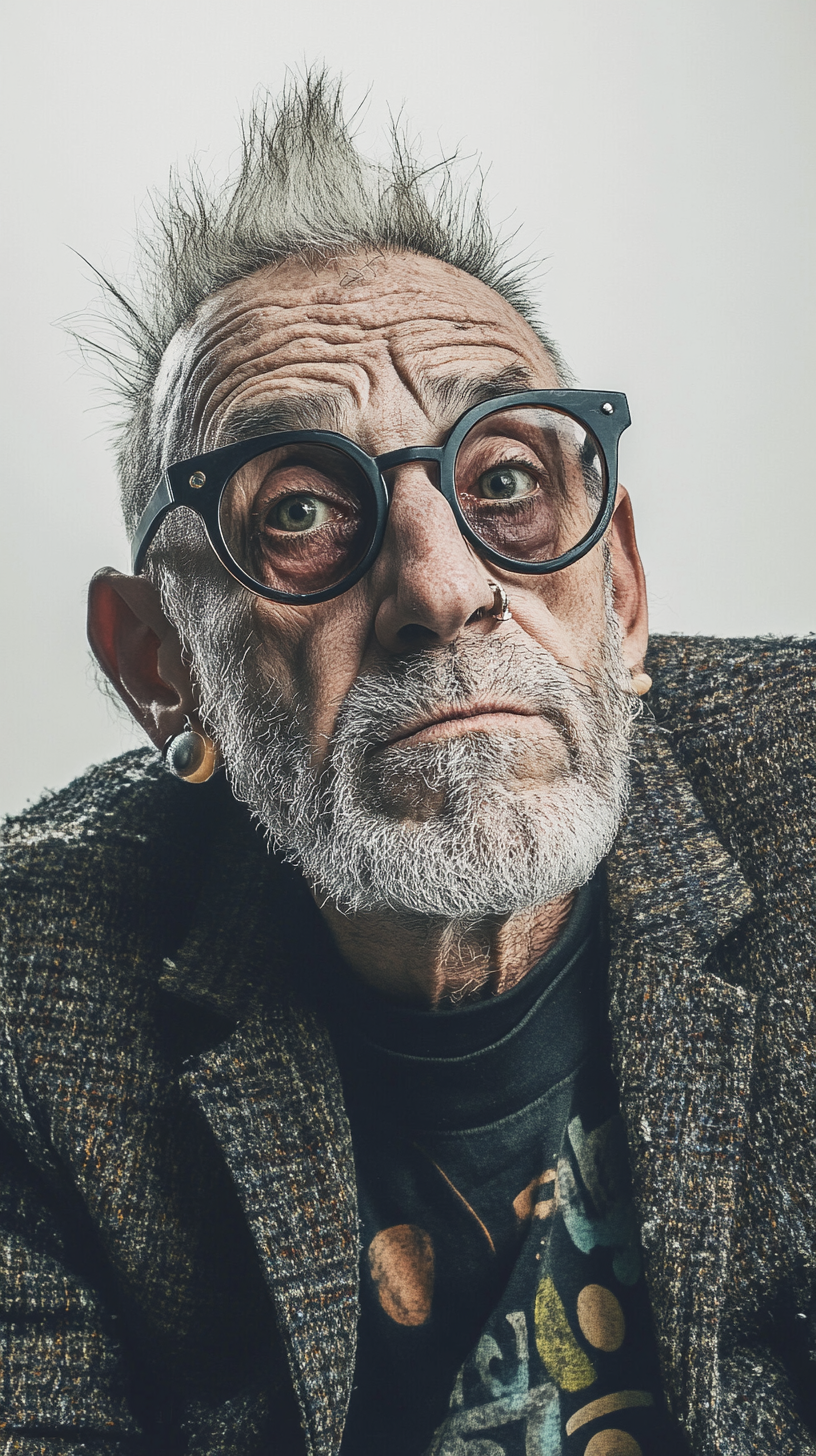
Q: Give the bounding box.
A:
[380,701,539,751]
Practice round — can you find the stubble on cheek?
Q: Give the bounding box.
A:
[245,610,331,762]
[251,596,372,769]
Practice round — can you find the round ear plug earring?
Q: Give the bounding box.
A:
[630,672,652,697]
[164,718,219,783]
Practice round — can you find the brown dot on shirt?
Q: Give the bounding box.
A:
[584,1430,642,1455]
[368,1225,434,1326]
[513,1168,557,1222]
[576,1284,626,1351]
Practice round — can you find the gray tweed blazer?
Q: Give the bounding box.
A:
[0,635,814,1456]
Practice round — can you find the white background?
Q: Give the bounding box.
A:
[1,0,813,819]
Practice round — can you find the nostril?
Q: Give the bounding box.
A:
[397,623,439,647]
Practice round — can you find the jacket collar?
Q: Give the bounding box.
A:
[167,723,756,1456]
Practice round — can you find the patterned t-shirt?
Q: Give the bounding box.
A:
[317,873,683,1456]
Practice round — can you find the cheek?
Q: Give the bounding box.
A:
[505,557,609,668]
[250,594,372,763]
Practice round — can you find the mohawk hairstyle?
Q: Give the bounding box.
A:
[79,69,567,538]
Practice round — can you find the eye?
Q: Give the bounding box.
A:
[266,494,333,533]
[473,466,537,502]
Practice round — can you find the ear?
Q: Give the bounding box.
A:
[607,486,649,674]
[87,568,196,751]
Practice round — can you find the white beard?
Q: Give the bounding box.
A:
[167,573,637,925]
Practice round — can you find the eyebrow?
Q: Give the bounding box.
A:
[422,365,538,419]
[219,393,346,444]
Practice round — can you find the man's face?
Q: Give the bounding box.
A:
[154,251,637,920]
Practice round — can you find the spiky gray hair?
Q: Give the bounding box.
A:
[82,70,567,539]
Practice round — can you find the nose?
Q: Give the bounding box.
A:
[371,465,497,654]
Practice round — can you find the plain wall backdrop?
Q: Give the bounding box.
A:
[1,0,813,819]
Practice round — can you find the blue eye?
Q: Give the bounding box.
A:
[474,467,537,501]
[268,495,332,532]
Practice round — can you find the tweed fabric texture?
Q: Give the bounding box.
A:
[0,634,813,1455]
[644,635,816,1455]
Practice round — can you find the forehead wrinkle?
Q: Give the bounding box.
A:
[164,266,550,458]
[169,243,540,365]
[180,295,286,397]
[163,294,335,451]
[181,338,375,452]
[180,283,535,403]
[182,297,406,396]
[191,282,527,363]
[212,268,487,329]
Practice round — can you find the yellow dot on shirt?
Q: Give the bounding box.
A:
[534,1276,596,1390]
[577,1284,626,1351]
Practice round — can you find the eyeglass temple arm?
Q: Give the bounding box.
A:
[131,474,175,574]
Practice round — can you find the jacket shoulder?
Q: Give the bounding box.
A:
[2,743,229,863]
[0,749,230,988]
[645,637,815,973]
[4,747,182,864]
[646,633,816,735]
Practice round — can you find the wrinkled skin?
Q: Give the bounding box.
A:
[89,251,648,1004]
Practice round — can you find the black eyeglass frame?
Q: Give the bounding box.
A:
[131,389,631,605]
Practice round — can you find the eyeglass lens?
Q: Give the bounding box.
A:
[219,443,378,597]
[217,407,606,596]
[453,406,605,564]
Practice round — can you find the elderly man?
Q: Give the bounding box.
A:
[1,77,813,1456]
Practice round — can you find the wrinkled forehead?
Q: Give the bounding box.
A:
[151,251,560,461]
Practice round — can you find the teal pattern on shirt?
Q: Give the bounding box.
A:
[425,1061,680,1455]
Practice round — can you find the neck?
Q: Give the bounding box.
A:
[316,895,575,1008]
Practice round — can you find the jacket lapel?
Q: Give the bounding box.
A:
[607,723,757,1453]
[160,803,359,1456]
[182,1001,359,1456]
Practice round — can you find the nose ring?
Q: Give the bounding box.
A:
[486,579,512,622]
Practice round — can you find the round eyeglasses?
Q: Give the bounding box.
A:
[132,390,630,604]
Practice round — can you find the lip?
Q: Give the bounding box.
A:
[382,701,537,750]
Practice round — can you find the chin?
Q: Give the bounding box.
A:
[365,728,573,822]
[292,731,631,921]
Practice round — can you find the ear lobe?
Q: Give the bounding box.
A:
[87,569,195,749]
[607,486,649,674]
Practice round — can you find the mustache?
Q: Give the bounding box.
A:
[324,636,611,766]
